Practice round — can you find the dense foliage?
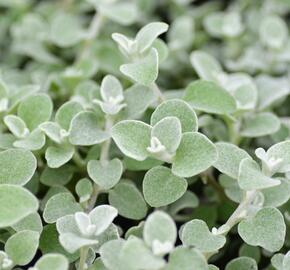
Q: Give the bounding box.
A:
[0,0,290,269]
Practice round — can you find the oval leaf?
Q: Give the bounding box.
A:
[0,149,36,185]
[0,185,39,228]
[184,80,236,115]
[143,166,187,207]
[172,132,217,178]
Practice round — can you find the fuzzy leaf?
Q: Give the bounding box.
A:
[100,239,128,270]
[75,178,93,201]
[69,111,109,145]
[40,165,74,187]
[238,158,281,190]
[167,247,208,270]
[43,193,82,223]
[136,22,169,53]
[151,117,182,153]
[172,132,217,177]
[120,236,165,270]
[39,122,63,144]
[100,75,123,102]
[13,128,46,150]
[4,115,28,138]
[238,207,286,252]
[0,185,38,228]
[241,112,280,137]
[214,142,251,179]
[123,84,155,119]
[98,2,137,25]
[184,80,236,115]
[112,120,151,161]
[89,205,118,235]
[12,213,43,233]
[225,257,258,270]
[267,140,290,173]
[17,94,53,131]
[181,219,226,252]
[109,181,147,220]
[120,48,158,86]
[260,15,288,49]
[88,158,122,190]
[190,50,223,82]
[262,178,290,207]
[143,166,187,207]
[5,230,39,266]
[143,211,176,255]
[34,254,69,270]
[0,149,36,185]
[50,12,83,47]
[45,145,74,168]
[55,101,83,130]
[151,99,198,132]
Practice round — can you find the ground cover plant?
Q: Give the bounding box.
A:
[0,0,290,269]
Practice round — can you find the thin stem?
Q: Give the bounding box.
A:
[86,184,100,212]
[86,115,114,212]
[205,190,257,261]
[223,116,241,145]
[201,171,227,201]
[76,13,105,63]
[151,82,165,104]
[79,247,89,270]
[223,190,256,229]
[72,150,86,171]
[100,115,114,165]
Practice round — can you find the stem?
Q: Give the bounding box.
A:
[205,190,257,261]
[72,150,86,171]
[223,190,256,229]
[201,171,227,201]
[100,115,114,165]
[223,116,241,145]
[86,184,100,212]
[76,13,105,63]
[151,83,165,104]
[79,247,89,270]
[86,115,114,212]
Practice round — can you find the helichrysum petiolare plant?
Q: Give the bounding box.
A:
[1,0,290,269]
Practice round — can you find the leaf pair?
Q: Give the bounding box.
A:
[100,211,176,269]
[4,93,53,150]
[112,22,169,86]
[112,116,180,162]
[56,205,118,253]
[93,75,126,115]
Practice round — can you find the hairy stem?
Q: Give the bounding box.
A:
[100,115,114,165]
[223,116,241,145]
[86,115,114,212]
[72,150,86,171]
[79,247,89,270]
[76,13,105,63]
[205,190,257,260]
[223,190,257,230]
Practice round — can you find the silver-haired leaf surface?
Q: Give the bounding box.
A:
[0,149,36,185]
[143,166,187,207]
[238,207,286,252]
[0,185,38,228]
[172,132,217,177]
